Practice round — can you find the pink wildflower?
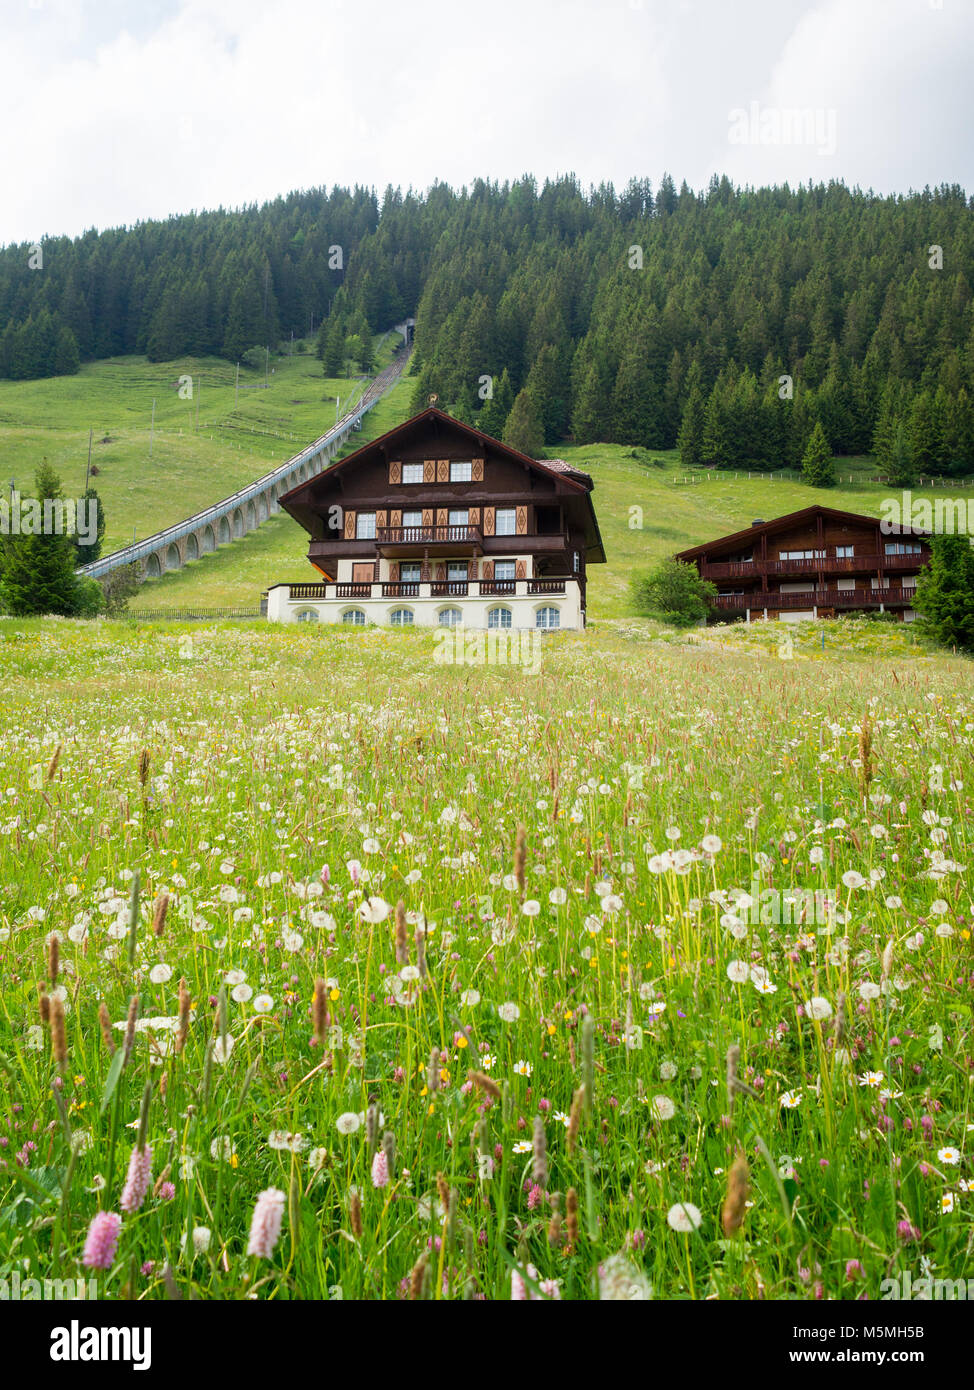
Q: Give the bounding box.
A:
[371,1149,389,1189]
[120,1142,152,1214]
[246,1187,286,1259]
[83,1211,121,1270]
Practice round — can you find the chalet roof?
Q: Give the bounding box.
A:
[675,504,931,561]
[279,406,606,562]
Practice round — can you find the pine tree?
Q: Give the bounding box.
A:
[503,389,545,458]
[913,534,974,652]
[53,326,80,376]
[800,420,835,487]
[320,318,345,377]
[0,464,87,616]
[74,487,105,566]
[888,420,917,486]
[477,368,515,439]
[677,380,706,465]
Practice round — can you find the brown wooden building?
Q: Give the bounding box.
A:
[676,505,931,623]
[265,406,605,630]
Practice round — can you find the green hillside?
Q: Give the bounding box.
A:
[2,351,972,620]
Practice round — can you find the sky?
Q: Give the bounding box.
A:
[0,0,971,246]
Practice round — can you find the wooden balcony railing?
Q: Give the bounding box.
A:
[528,579,567,594]
[479,579,517,595]
[713,587,917,611]
[334,582,372,598]
[377,525,482,546]
[429,580,469,597]
[701,552,925,580]
[381,582,421,598]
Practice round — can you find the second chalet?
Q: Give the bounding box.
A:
[676,505,931,623]
[266,406,605,630]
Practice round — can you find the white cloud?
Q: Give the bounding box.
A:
[0,0,970,246]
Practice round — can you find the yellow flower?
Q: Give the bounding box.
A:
[329,988,340,1001]
[457,1036,468,1049]
[547,1024,556,1036]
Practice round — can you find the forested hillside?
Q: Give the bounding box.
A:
[3,176,973,473]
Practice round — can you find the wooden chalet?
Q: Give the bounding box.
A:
[675,505,931,623]
[265,406,605,630]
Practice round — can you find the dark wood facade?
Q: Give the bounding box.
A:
[277,407,605,623]
[676,506,931,621]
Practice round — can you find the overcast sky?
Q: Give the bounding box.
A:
[1,0,971,246]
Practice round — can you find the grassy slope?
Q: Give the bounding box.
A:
[2,352,973,618]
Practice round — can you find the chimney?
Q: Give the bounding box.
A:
[751,519,764,527]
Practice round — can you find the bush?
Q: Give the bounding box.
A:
[630,558,718,627]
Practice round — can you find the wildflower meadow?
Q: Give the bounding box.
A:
[0,616,971,1304]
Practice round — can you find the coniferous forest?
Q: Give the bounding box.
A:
[2,175,973,473]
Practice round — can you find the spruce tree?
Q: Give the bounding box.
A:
[503,389,545,458]
[913,534,974,652]
[74,487,105,566]
[477,368,515,439]
[888,421,917,486]
[677,380,706,465]
[0,464,85,616]
[800,420,835,487]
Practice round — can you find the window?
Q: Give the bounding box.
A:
[495,508,516,536]
[448,562,468,582]
[573,551,580,573]
[390,608,413,625]
[536,606,560,629]
[342,609,366,625]
[402,510,423,528]
[295,609,319,623]
[885,542,922,555]
[450,461,472,482]
[780,549,825,560]
[356,512,376,540]
[494,560,516,581]
[402,463,423,484]
[400,562,421,583]
[438,608,463,626]
[835,545,854,558]
[448,509,469,527]
[488,607,512,629]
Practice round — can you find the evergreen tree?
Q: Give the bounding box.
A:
[320,318,345,376]
[800,420,835,486]
[53,326,80,376]
[677,379,706,464]
[74,487,105,566]
[477,368,515,439]
[0,464,87,616]
[888,420,917,486]
[913,534,974,652]
[503,389,545,458]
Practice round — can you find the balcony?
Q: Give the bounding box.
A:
[713,586,917,613]
[376,525,483,558]
[701,552,925,581]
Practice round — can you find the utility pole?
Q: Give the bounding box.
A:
[195,375,201,432]
[149,399,156,458]
[235,363,239,409]
[84,428,92,492]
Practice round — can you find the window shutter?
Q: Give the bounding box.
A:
[423,459,435,484]
[391,509,402,528]
[376,509,387,530]
[482,560,494,581]
[467,559,478,579]
[436,459,449,483]
[389,460,401,484]
[422,508,433,528]
[483,507,495,536]
[468,507,480,527]
[435,562,446,581]
[515,559,527,580]
[388,562,399,582]
[436,508,447,527]
[344,510,356,540]
[516,506,528,534]
[472,457,484,482]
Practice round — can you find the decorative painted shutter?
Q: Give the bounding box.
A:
[391,509,402,528]
[435,562,446,581]
[423,459,436,484]
[515,559,527,580]
[344,510,356,540]
[516,506,528,535]
[437,459,449,483]
[468,507,480,527]
[376,509,387,530]
[436,508,447,527]
[467,559,478,579]
[483,507,495,536]
[482,560,494,581]
[422,508,433,528]
[388,562,399,582]
[389,460,401,484]
[472,458,484,482]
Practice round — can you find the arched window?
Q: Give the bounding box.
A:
[438,607,463,627]
[295,609,319,623]
[488,606,512,629]
[390,608,413,626]
[536,606,560,630]
[342,608,366,626]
